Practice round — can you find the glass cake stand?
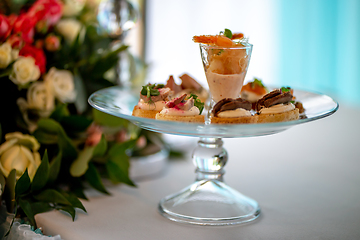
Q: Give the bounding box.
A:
[88,86,338,226]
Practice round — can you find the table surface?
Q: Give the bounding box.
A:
[36,105,360,240]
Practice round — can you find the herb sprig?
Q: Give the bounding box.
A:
[220,28,233,39]
[188,93,204,114]
[140,84,164,97]
[280,86,291,93]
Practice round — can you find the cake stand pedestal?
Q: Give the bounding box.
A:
[88,86,338,226]
[159,137,260,225]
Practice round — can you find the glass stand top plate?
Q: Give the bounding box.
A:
[88,86,338,138]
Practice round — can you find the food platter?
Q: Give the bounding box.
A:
[88,86,339,138]
[89,85,338,226]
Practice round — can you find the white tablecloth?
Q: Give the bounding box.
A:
[36,105,360,240]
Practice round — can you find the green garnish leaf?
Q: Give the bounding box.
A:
[140,86,147,95]
[155,84,165,89]
[146,85,151,99]
[253,78,265,88]
[281,86,291,92]
[224,28,233,39]
[141,84,162,97]
[188,93,204,114]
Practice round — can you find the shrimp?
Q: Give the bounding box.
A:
[193,35,235,47]
[231,33,244,39]
[193,32,244,46]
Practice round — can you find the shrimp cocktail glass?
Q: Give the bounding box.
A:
[194,29,253,104]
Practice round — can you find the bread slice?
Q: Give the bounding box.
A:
[132,105,159,119]
[155,113,205,123]
[211,115,256,124]
[256,108,299,123]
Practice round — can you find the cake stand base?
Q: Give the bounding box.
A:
[158,138,260,226]
[158,179,260,225]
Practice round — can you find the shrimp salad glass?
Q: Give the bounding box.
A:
[194,29,253,103]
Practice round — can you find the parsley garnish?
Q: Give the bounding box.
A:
[141,84,163,96]
[251,78,265,88]
[281,86,291,93]
[188,93,204,114]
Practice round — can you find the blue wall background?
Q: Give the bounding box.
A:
[278,0,360,106]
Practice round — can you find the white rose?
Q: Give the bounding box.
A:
[45,67,76,103]
[62,0,86,16]
[0,42,12,69]
[11,48,19,61]
[27,81,55,117]
[56,19,84,43]
[0,132,41,180]
[9,56,40,86]
[86,0,102,8]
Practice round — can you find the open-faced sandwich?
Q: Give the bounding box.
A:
[240,78,268,109]
[211,98,255,124]
[132,83,171,119]
[155,94,205,123]
[255,87,299,123]
[165,74,209,103]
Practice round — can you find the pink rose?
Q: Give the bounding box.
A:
[7,34,24,49]
[0,14,11,41]
[44,34,60,51]
[19,44,47,74]
[85,124,103,147]
[29,0,63,27]
[12,14,36,43]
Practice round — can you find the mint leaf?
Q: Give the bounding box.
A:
[224,28,233,39]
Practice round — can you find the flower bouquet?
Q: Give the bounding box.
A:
[0,0,161,233]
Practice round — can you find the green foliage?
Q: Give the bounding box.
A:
[18,198,36,226]
[47,152,62,185]
[31,151,50,192]
[50,104,70,122]
[0,0,170,230]
[70,146,96,177]
[0,171,5,195]
[4,170,16,213]
[33,119,77,159]
[93,135,107,157]
[15,170,31,198]
[106,139,137,187]
[84,163,109,195]
[93,109,128,127]
[34,189,71,206]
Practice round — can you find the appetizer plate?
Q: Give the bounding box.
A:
[88,86,338,138]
